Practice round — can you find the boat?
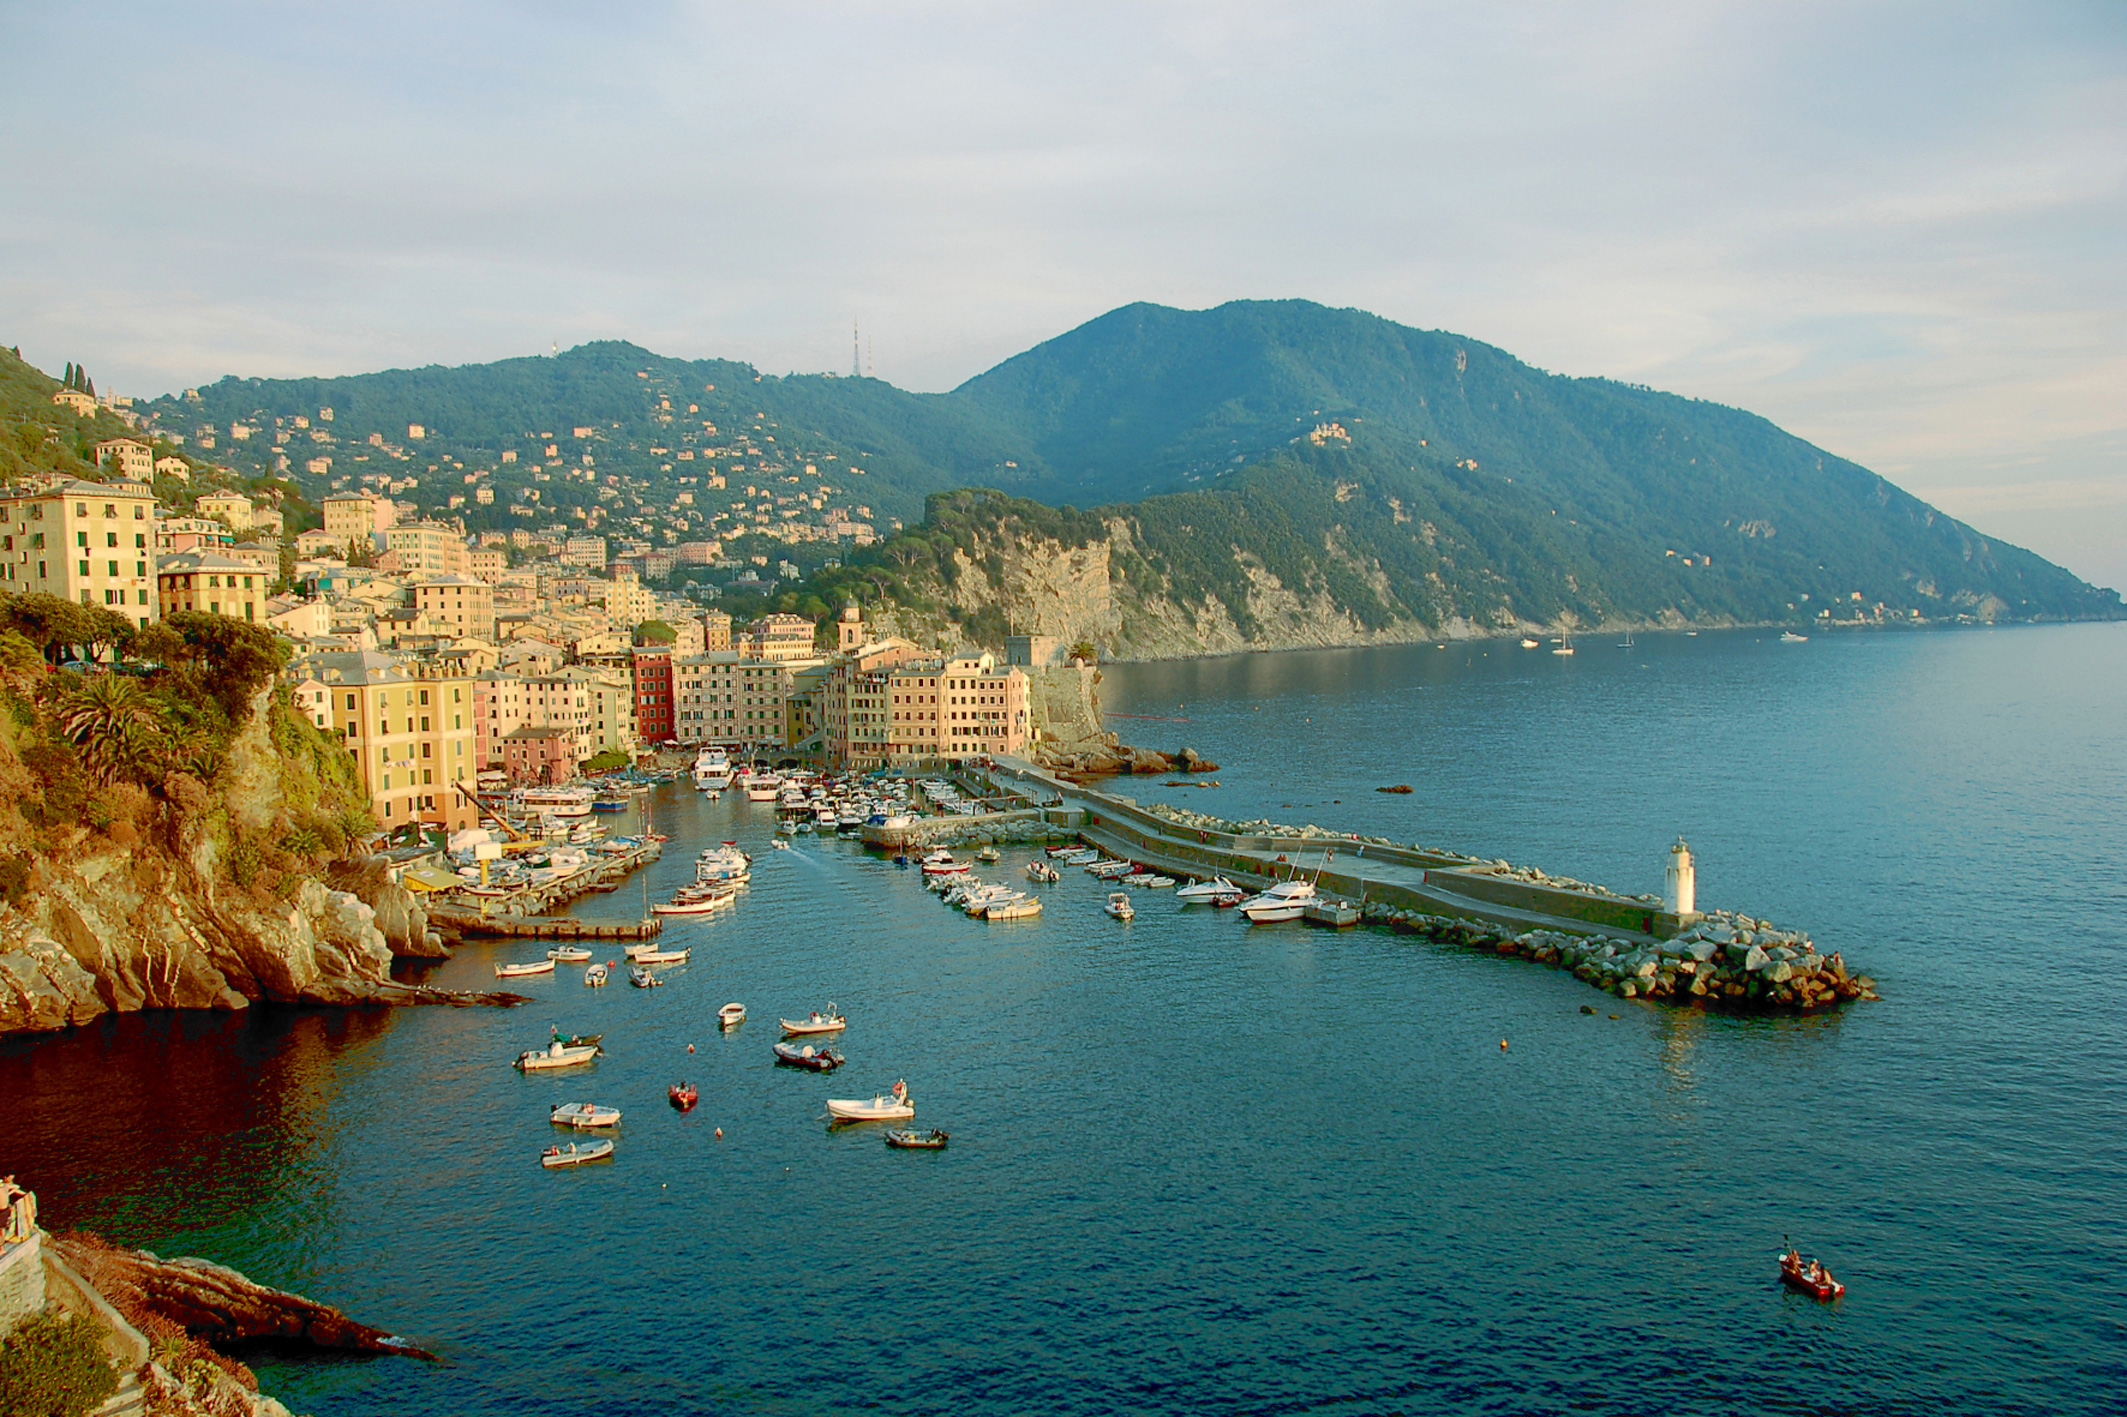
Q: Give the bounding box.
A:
[591,796,629,812]
[743,778,781,802]
[633,947,691,965]
[1141,875,1176,889]
[718,1002,746,1028]
[1303,899,1363,928]
[1778,1248,1845,1300]
[983,897,1042,920]
[629,967,662,988]
[1238,879,1318,923]
[514,785,595,818]
[975,846,1001,864]
[771,837,791,849]
[1781,631,1810,642]
[584,963,609,987]
[1520,637,1540,648]
[1177,876,1243,903]
[693,748,733,790]
[651,896,724,916]
[1088,860,1135,879]
[826,1080,913,1122]
[514,1041,601,1071]
[668,1082,698,1112]
[547,946,592,963]
[549,1101,622,1129]
[1105,891,1135,920]
[540,1140,614,1168]
[920,851,971,877]
[1618,631,1635,649]
[1552,632,1575,657]
[773,1042,845,1071]
[780,1008,846,1035]
[884,1128,950,1149]
[494,959,555,978]
[1025,861,1060,883]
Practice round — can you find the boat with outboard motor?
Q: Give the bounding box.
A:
[494,959,555,978]
[628,967,662,988]
[668,1082,698,1112]
[584,963,609,987]
[885,1128,949,1149]
[774,1042,846,1071]
[514,1040,602,1071]
[540,1140,614,1168]
[826,1079,913,1122]
[1177,875,1243,903]
[780,1008,846,1035]
[549,1101,622,1129]
[1105,891,1135,920]
[1778,1247,1845,1299]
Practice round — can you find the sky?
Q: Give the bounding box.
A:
[3,1,2122,589]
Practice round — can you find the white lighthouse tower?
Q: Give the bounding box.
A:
[1664,837,1696,916]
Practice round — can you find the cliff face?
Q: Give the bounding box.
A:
[869,514,1437,662]
[0,680,422,1037]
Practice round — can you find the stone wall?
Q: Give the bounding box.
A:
[0,1234,43,1338]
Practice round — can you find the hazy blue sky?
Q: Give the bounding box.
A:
[3,2,2122,587]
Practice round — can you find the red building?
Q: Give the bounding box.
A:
[632,646,674,746]
[502,725,577,785]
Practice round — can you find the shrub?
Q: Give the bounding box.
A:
[0,1310,119,1417]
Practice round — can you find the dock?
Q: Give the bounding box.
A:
[423,839,665,940]
[424,911,662,941]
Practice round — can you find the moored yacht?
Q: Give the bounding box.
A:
[1237,879,1318,923]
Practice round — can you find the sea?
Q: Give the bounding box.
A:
[6,623,2124,1416]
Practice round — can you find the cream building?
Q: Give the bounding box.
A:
[195,490,256,530]
[157,551,267,623]
[322,492,395,548]
[673,651,793,752]
[94,439,153,479]
[410,574,495,642]
[289,649,478,833]
[0,478,158,626]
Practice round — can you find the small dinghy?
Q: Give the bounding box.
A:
[547,946,593,963]
[826,1080,913,1122]
[780,1008,846,1035]
[584,963,609,987]
[1026,861,1060,883]
[718,1002,747,1028]
[629,967,662,988]
[1105,891,1135,921]
[549,1101,622,1129]
[515,1040,601,1071]
[774,1042,845,1071]
[1778,1248,1845,1300]
[554,1032,602,1049]
[975,846,1001,864]
[633,946,690,965]
[983,896,1042,920]
[885,1128,949,1149]
[668,1082,698,1112]
[1178,875,1243,903]
[495,959,555,978]
[540,1139,614,1168]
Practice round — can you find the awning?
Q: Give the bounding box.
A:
[402,866,464,893]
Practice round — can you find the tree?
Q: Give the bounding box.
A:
[275,537,297,594]
[0,1310,119,1417]
[634,619,676,646]
[47,672,167,783]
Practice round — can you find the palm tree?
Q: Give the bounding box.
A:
[49,673,165,783]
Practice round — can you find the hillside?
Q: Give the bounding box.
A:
[129,302,2119,642]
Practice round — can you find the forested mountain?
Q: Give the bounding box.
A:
[131,301,2118,645]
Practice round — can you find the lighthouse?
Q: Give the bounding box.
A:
[1664,837,1696,916]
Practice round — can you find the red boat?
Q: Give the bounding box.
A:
[668,1082,698,1112]
[1778,1249,1845,1300]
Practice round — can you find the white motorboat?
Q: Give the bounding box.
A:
[1781,631,1810,642]
[743,778,781,802]
[1141,876,1176,888]
[1520,637,1540,648]
[495,959,556,978]
[540,1139,614,1168]
[771,837,791,849]
[629,966,662,988]
[1238,879,1318,923]
[549,1101,622,1129]
[514,1040,601,1070]
[781,1008,847,1035]
[1176,876,1242,902]
[1026,861,1060,883]
[984,896,1042,920]
[547,946,593,963]
[634,947,690,965]
[692,748,734,790]
[718,1002,746,1028]
[1105,891,1135,920]
[514,786,595,818]
[826,1080,912,1122]
[921,851,971,877]
[652,894,726,916]
[584,963,609,987]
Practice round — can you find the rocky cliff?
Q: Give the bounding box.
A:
[0,670,446,1037]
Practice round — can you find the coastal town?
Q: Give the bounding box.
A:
[4,390,1101,844]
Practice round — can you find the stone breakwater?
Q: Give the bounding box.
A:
[1362,905,1879,1009]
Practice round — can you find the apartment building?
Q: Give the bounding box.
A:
[195,491,255,530]
[157,551,267,622]
[501,725,576,786]
[383,521,469,578]
[824,650,1030,769]
[672,651,791,753]
[701,610,732,651]
[410,574,495,641]
[93,439,153,479]
[0,478,158,627]
[632,646,674,745]
[562,535,607,568]
[741,612,816,662]
[473,670,529,770]
[322,491,395,547]
[289,649,478,833]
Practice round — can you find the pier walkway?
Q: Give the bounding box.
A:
[986,756,1677,945]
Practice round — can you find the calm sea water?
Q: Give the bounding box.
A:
[8,624,2125,1415]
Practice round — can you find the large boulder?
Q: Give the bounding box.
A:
[1742,945,1772,973]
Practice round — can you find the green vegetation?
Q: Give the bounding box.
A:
[583,749,629,772]
[0,1310,119,1417]
[632,619,676,645]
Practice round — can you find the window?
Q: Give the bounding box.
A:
[103,504,115,518]
[346,694,357,711]
[107,561,117,577]
[75,531,87,548]
[134,506,144,520]
[134,534,144,549]
[105,532,117,547]
[78,560,88,576]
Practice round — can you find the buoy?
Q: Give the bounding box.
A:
[715,1127,723,1139]
[1500,1039,1509,1051]
[687,1043,695,1053]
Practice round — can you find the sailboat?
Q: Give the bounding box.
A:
[1552,631,1575,656]
[1618,630,1634,649]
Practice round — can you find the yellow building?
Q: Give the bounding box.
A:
[410,574,495,642]
[824,648,1030,769]
[741,612,816,661]
[94,439,153,479]
[673,651,793,751]
[157,551,267,622]
[322,492,394,549]
[289,649,478,833]
[0,478,158,627]
[194,490,255,531]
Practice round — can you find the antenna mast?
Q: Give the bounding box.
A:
[852,320,861,379]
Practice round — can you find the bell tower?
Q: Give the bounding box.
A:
[837,600,865,653]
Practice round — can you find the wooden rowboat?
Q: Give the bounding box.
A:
[540,1140,614,1168]
[495,959,555,978]
[1778,1250,1845,1300]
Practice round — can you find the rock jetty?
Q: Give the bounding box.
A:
[1361,904,1878,1010]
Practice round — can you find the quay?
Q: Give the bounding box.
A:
[420,838,664,941]
[423,911,661,941]
[965,757,1874,1011]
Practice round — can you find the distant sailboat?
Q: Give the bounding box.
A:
[1552,631,1574,656]
[1618,630,1635,649]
